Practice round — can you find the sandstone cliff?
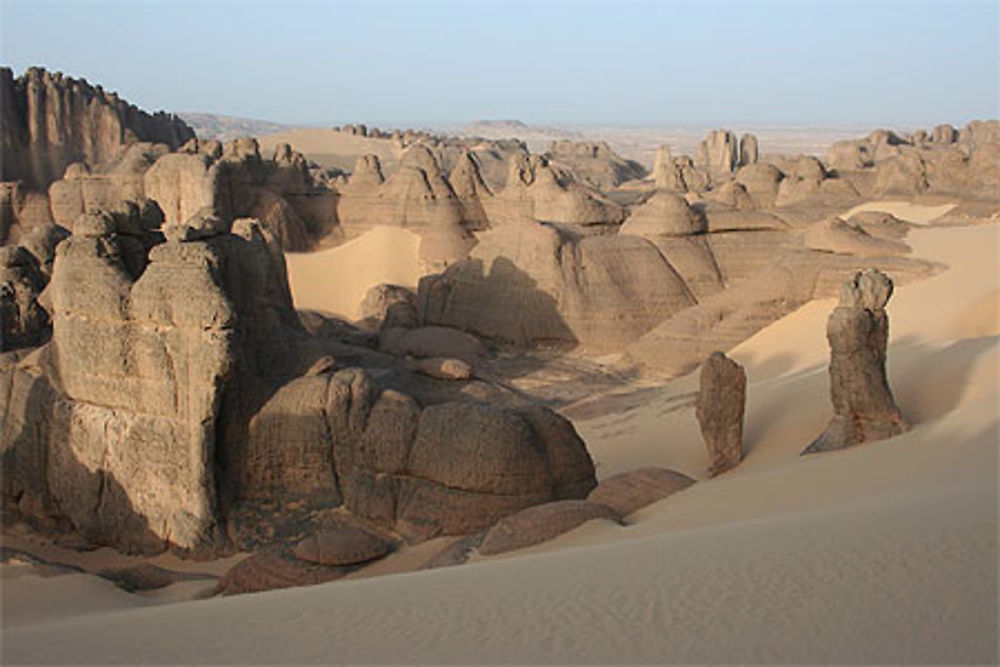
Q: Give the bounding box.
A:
[1,67,194,190]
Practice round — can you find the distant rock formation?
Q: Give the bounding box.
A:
[803,269,908,454]
[545,140,646,190]
[695,351,746,476]
[652,146,686,192]
[337,146,475,269]
[418,215,696,349]
[826,121,1000,200]
[485,154,625,226]
[1,67,193,190]
[44,137,336,251]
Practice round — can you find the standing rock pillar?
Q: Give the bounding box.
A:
[696,351,747,476]
[803,268,908,454]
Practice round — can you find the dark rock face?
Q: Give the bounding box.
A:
[1,67,194,190]
[695,352,747,476]
[804,269,908,454]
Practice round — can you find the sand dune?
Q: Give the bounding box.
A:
[285,225,423,320]
[3,204,996,664]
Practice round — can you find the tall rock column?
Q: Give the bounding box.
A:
[803,269,908,454]
[695,351,747,476]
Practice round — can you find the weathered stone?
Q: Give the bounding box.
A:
[587,467,696,516]
[478,500,622,555]
[804,269,908,454]
[696,352,747,476]
[214,545,353,596]
[292,525,394,566]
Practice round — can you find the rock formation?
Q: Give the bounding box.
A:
[545,140,646,190]
[652,146,686,192]
[43,137,336,251]
[695,130,738,183]
[418,215,697,349]
[0,205,597,556]
[803,269,908,454]
[739,133,759,167]
[1,67,193,190]
[485,154,625,226]
[695,352,747,476]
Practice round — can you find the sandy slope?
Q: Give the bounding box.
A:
[2,204,997,664]
[285,225,423,320]
[258,128,403,172]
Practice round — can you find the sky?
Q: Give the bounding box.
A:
[1,0,997,128]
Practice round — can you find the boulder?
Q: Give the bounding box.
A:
[292,525,394,566]
[587,467,695,516]
[478,499,622,555]
[215,545,353,596]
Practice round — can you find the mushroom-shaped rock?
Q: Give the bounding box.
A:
[586,467,695,516]
[478,500,622,556]
[803,269,908,454]
[695,352,747,476]
[292,526,394,566]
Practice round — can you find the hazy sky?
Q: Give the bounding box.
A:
[2,0,997,127]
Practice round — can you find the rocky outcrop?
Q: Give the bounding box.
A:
[418,216,696,349]
[485,154,625,226]
[1,67,193,190]
[652,146,687,192]
[803,269,908,454]
[695,130,738,183]
[803,217,909,257]
[44,137,336,251]
[0,246,49,350]
[1,202,599,557]
[695,352,747,476]
[545,140,646,190]
[337,146,475,269]
[620,191,703,237]
[739,134,759,167]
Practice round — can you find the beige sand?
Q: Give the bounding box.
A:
[258,128,403,172]
[2,203,996,664]
[285,225,423,320]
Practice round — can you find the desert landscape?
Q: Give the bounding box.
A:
[1,1,997,664]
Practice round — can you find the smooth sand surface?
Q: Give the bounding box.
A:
[285,225,423,320]
[3,202,996,664]
[258,128,403,172]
